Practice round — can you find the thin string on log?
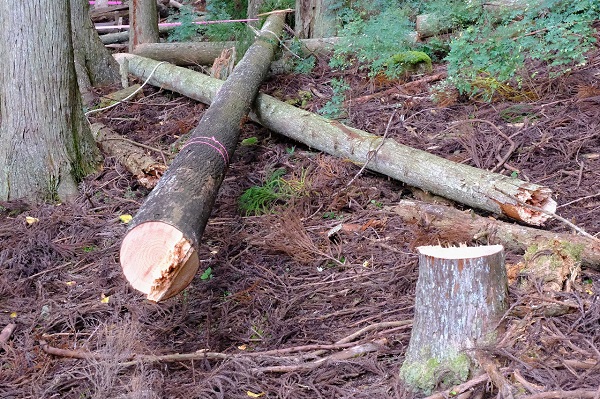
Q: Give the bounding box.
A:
[181,136,229,164]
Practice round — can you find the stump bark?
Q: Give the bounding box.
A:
[400,245,508,394]
[119,13,285,302]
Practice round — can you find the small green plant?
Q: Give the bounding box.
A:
[286,146,296,155]
[241,137,259,146]
[319,77,350,119]
[322,211,337,219]
[82,246,97,253]
[331,5,416,78]
[370,199,383,209]
[200,267,213,280]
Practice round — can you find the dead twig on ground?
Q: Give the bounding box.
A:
[449,119,517,173]
[346,110,397,187]
[422,373,490,399]
[345,72,447,106]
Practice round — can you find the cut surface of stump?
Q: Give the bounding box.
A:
[120,221,199,302]
[400,245,507,394]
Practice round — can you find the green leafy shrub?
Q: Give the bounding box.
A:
[319,77,350,119]
[446,0,599,99]
[167,5,202,42]
[331,5,416,78]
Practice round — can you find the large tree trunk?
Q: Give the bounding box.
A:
[295,0,338,38]
[119,13,285,302]
[113,54,557,226]
[129,0,159,52]
[400,245,508,394]
[0,0,100,203]
[71,0,121,104]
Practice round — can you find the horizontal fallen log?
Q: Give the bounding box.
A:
[131,37,340,66]
[90,122,166,188]
[390,199,600,268]
[114,54,557,226]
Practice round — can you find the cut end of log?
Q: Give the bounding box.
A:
[417,244,504,259]
[503,185,557,226]
[120,221,200,302]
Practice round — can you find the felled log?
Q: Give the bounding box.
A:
[132,37,340,66]
[400,245,508,394]
[100,26,172,45]
[90,123,166,189]
[90,4,128,23]
[113,54,557,226]
[390,199,600,269]
[119,13,285,301]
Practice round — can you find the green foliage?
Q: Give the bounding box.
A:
[167,5,202,42]
[200,267,213,280]
[239,168,310,216]
[241,137,259,146]
[259,0,294,14]
[319,77,350,119]
[446,0,599,99]
[331,5,416,78]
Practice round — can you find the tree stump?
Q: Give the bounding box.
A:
[400,245,508,394]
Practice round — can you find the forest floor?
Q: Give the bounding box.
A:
[1,43,600,399]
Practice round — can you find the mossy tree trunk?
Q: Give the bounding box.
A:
[0,0,101,203]
[400,245,508,394]
[120,13,285,302]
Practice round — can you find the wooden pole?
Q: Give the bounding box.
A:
[400,245,508,394]
[119,13,285,302]
[113,53,557,226]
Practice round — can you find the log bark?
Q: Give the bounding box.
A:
[131,37,340,66]
[400,245,508,394]
[113,54,557,226]
[129,0,159,52]
[100,25,172,45]
[91,123,166,189]
[119,13,285,301]
[390,199,600,269]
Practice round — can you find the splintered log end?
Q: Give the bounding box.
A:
[499,184,557,226]
[120,221,200,302]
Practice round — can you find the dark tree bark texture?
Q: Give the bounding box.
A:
[0,0,100,202]
[120,13,285,301]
